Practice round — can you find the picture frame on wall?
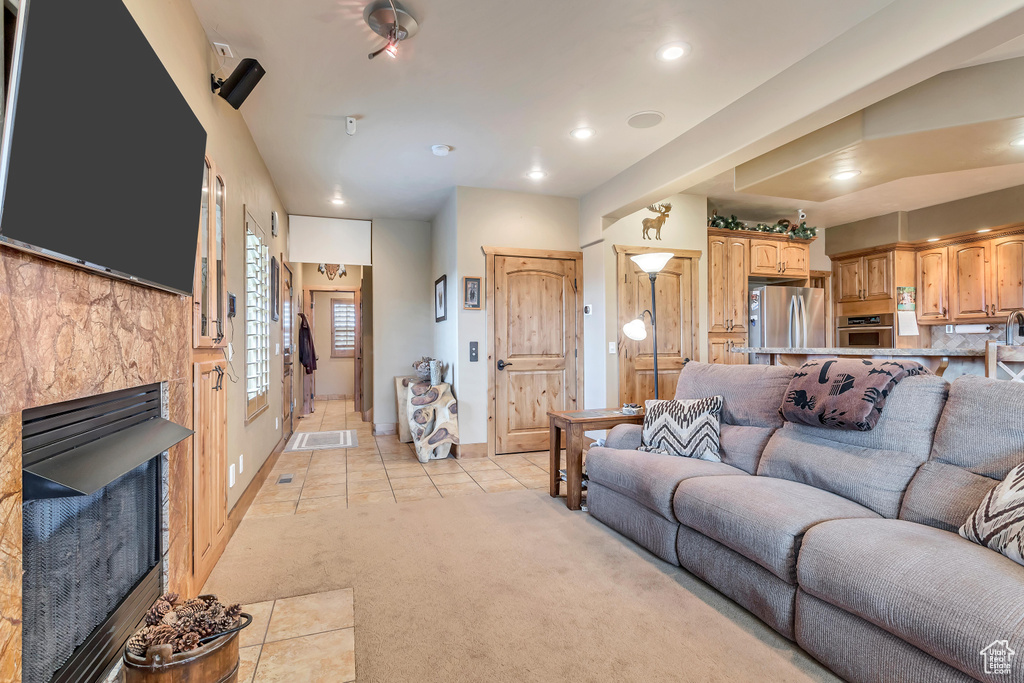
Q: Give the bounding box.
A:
[463,276,482,310]
[435,275,447,322]
[270,256,280,321]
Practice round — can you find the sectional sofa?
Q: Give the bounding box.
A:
[587,362,1024,683]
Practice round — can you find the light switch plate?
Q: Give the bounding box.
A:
[608,342,616,354]
[239,454,244,473]
[229,464,236,487]
[275,343,280,355]
[275,417,279,430]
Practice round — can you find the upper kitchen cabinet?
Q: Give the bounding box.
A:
[748,238,810,278]
[916,247,949,323]
[834,252,892,304]
[708,234,749,334]
[948,242,991,320]
[991,235,1024,316]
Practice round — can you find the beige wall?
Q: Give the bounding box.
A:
[430,191,459,423]
[583,193,709,410]
[825,212,908,255]
[372,219,434,428]
[123,0,291,509]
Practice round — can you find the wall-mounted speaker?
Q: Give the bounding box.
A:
[212,58,265,110]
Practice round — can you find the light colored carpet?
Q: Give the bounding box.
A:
[205,490,840,682]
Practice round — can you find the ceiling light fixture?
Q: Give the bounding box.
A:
[331,197,345,205]
[830,170,861,181]
[977,228,992,233]
[1011,137,1024,147]
[527,170,547,181]
[656,42,691,61]
[570,127,596,140]
[431,145,451,156]
[927,237,940,242]
[365,0,419,60]
[627,111,665,129]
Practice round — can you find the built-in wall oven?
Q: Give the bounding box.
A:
[837,314,895,348]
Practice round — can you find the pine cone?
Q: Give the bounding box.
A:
[160,610,179,627]
[126,626,153,657]
[174,631,201,653]
[174,598,207,618]
[224,603,242,621]
[145,599,172,626]
[159,592,179,606]
[148,624,177,647]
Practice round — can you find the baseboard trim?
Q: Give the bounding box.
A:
[315,393,353,400]
[373,423,397,436]
[454,443,487,459]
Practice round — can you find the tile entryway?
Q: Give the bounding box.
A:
[238,588,356,683]
[247,399,556,517]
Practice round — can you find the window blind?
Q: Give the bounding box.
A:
[331,296,356,358]
[245,227,269,416]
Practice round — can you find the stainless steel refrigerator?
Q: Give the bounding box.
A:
[748,286,826,352]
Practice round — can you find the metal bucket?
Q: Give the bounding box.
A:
[122,609,252,683]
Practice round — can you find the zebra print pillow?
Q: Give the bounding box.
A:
[960,463,1024,567]
[640,396,723,462]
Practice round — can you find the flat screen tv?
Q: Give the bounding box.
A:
[0,0,207,295]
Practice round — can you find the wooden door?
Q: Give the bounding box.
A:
[749,240,781,276]
[726,237,749,333]
[950,242,991,320]
[708,236,729,333]
[708,334,748,365]
[618,249,699,404]
[864,252,892,301]
[193,359,228,585]
[917,248,949,322]
[779,243,809,278]
[494,255,579,454]
[991,236,1024,316]
[835,258,863,303]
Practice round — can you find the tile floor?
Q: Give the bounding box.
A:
[237,588,356,683]
[247,399,561,517]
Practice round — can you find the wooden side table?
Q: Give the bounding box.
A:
[548,409,645,510]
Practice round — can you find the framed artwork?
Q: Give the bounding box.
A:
[435,275,447,322]
[463,276,482,310]
[270,256,280,321]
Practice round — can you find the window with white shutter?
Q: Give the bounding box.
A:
[245,213,269,419]
[331,293,356,358]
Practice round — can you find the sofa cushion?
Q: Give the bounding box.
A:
[640,396,722,461]
[960,463,1024,567]
[673,362,795,429]
[673,476,879,584]
[798,518,1024,682]
[900,461,998,532]
[931,374,1024,480]
[758,374,949,517]
[586,483,680,565]
[585,446,746,521]
[605,423,642,451]
[719,424,774,474]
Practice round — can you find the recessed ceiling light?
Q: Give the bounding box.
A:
[977,228,992,233]
[527,170,547,181]
[331,197,345,205]
[1011,137,1024,147]
[927,237,940,242]
[627,111,665,129]
[830,170,861,181]
[656,42,690,61]
[431,144,451,156]
[570,127,595,140]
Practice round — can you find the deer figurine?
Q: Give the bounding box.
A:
[642,203,672,240]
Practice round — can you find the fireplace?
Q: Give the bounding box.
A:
[20,385,191,683]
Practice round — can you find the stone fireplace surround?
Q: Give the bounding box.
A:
[0,245,194,681]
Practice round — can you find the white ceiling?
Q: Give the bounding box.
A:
[189,0,895,221]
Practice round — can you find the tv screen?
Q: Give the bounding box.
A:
[0,0,206,295]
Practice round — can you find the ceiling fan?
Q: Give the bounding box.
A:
[364,0,420,60]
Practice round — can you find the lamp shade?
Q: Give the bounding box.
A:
[630,252,674,273]
[622,318,648,341]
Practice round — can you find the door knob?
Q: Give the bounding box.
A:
[497,359,513,371]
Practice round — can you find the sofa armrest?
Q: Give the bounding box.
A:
[605,424,642,451]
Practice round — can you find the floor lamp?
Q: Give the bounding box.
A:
[622,253,674,401]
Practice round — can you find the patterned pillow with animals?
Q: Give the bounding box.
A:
[639,396,723,461]
[960,463,1024,567]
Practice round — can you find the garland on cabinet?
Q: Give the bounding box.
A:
[708,211,818,240]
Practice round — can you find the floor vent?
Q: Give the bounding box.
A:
[277,474,293,484]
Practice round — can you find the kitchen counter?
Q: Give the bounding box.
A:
[732,347,985,357]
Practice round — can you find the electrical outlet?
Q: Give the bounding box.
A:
[229,464,236,487]
[213,42,233,58]
[608,342,616,354]
[239,454,244,474]
[946,325,954,333]
[275,343,280,355]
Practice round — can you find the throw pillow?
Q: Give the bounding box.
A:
[641,396,723,462]
[959,463,1024,567]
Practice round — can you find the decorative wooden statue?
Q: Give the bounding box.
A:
[405,381,460,462]
[642,203,672,240]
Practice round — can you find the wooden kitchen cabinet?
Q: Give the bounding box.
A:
[193,358,228,586]
[779,242,810,278]
[835,258,863,303]
[917,247,949,322]
[990,235,1024,315]
[748,239,780,276]
[708,333,749,365]
[708,234,749,335]
[834,252,891,303]
[749,239,809,278]
[949,242,992,320]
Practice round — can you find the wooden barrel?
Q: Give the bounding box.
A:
[122,631,239,683]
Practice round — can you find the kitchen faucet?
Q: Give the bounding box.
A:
[1007,309,1024,345]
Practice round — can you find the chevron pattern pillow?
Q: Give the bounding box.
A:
[960,463,1024,567]
[640,396,723,462]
